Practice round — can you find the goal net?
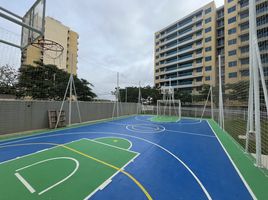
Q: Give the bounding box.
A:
[157,99,181,119]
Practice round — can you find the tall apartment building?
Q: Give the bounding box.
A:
[21,17,79,75]
[224,0,268,84]
[154,0,268,92]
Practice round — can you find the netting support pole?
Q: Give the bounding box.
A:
[55,76,71,129]
[249,0,261,167]
[218,55,224,130]
[117,72,119,118]
[137,81,141,115]
[201,86,211,120]
[211,85,214,120]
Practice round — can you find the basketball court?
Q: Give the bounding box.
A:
[0,116,257,200]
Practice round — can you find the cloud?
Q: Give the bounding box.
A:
[0,0,224,100]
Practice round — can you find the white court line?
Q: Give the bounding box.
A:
[15,172,36,193]
[0,139,84,165]
[83,153,139,200]
[126,124,165,133]
[206,120,257,200]
[165,129,216,138]
[15,157,79,195]
[0,131,212,199]
[93,136,133,150]
[87,139,138,154]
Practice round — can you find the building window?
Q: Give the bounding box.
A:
[240,33,249,42]
[196,49,202,54]
[205,66,212,71]
[228,0,234,2]
[196,58,202,63]
[240,46,249,53]
[196,40,202,46]
[228,28,236,35]
[205,37,211,43]
[229,72,237,78]
[228,61,237,67]
[205,7,212,14]
[205,76,211,81]
[196,21,202,27]
[205,27,211,33]
[228,50,237,56]
[196,67,202,72]
[205,56,212,61]
[205,17,211,24]
[205,47,212,52]
[241,70,249,77]
[228,39,237,45]
[240,22,249,31]
[228,5,236,13]
[228,16,236,24]
[196,77,202,82]
[196,31,202,36]
[241,58,249,65]
[240,11,249,19]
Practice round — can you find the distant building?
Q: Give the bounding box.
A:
[154,0,268,93]
[21,17,79,75]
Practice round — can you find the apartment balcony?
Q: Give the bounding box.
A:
[174,82,203,89]
[158,15,203,40]
[159,25,203,47]
[159,35,203,54]
[238,52,249,59]
[238,0,268,13]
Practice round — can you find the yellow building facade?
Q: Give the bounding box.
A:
[21,17,79,75]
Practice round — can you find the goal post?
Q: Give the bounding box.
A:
[157,99,181,118]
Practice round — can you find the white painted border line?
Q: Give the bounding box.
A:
[0,138,85,165]
[0,131,212,200]
[86,139,138,155]
[165,129,216,138]
[93,137,133,150]
[83,153,139,200]
[15,172,36,193]
[206,120,257,200]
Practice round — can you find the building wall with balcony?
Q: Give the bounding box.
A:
[154,1,216,92]
[154,0,268,92]
[224,0,268,84]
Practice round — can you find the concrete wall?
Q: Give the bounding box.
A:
[0,100,138,135]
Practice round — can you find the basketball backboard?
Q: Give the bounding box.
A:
[21,0,46,49]
[0,0,45,49]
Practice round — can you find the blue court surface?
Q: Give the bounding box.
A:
[0,115,254,200]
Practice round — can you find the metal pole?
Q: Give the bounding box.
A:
[0,39,22,49]
[218,55,224,129]
[0,11,42,34]
[211,85,214,120]
[249,0,261,166]
[69,55,73,125]
[117,72,119,118]
[0,6,23,19]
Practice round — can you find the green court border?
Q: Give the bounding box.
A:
[0,115,136,143]
[150,115,180,123]
[208,119,268,200]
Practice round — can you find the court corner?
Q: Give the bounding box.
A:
[207,119,268,200]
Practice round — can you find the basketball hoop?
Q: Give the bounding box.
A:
[32,38,64,59]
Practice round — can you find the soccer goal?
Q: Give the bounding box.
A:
[156,99,181,119]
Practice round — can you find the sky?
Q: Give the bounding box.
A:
[0,0,224,100]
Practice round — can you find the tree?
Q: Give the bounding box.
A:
[118,86,162,104]
[0,64,18,95]
[17,62,96,100]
